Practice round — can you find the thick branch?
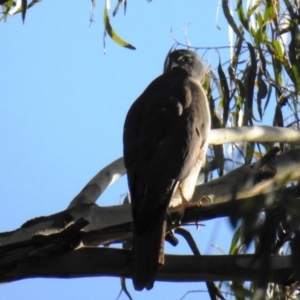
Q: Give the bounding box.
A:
[192,147,300,204]
[68,126,300,207]
[210,126,300,145]
[1,148,300,246]
[68,157,125,209]
[0,247,295,285]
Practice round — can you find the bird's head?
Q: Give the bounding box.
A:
[163,49,206,83]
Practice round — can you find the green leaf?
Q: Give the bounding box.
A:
[222,0,245,41]
[236,0,249,31]
[272,55,283,87]
[264,0,278,26]
[251,13,267,46]
[0,0,13,21]
[231,34,243,70]
[245,142,255,164]
[272,40,284,60]
[229,225,242,255]
[257,47,266,74]
[244,43,257,126]
[255,12,264,28]
[256,69,268,120]
[211,113,224,177]
[3,0,13,8]
[247,0,262,17]
[263,82,273,113]
[103,0,136,50]
[288,24,300,92]
[236,79,245,99]
[218,59,230,126]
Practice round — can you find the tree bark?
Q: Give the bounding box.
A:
[0,247,295,285]
[1,147,300,246]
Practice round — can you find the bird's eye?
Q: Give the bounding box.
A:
[181,56,191,63]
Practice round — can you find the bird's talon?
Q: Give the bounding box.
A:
[196,195,211,206]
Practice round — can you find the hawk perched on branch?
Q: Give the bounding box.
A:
[123,49,211,291]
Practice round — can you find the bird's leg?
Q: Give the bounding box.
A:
[178,187,210,221]
[178,186,192,219]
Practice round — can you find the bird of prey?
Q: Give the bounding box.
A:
[123,49,211,291]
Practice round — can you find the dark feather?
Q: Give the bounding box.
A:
[123,49,211,291]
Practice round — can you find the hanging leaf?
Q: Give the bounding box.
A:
[274,58,283,88]
[284,2,300,91]
[211,113,224,177]
[21,0,26,23]
[236,0,249,31]
[273,102,284,151]
[203,73,216,112]
[218,59,230,126]
[272,39,284,61]
[244,43,257,125]
[263,0,277,24]
[263,82,273,113]
[247,0,262,17]
[269,35,296,89]
[257,47,266,74]
[1,0,39,22]
[255,12,264,29]
[113,0,126,17]
[0,0,13,21]
[222,0,245,41]
[245,142,255,164]
[27,0,41,9]
[256,69,268,120]
[228,65,235,82]
[231,33,243,70]
[208,69,223,98]
[236,79,245,99]
[273,104,283,127]
[228,64,245,115]
[103,0,136,50]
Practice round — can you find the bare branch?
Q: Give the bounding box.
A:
[0,247,295,285]
[68,157,125,208]
[1,148,300,247]
[67,126,300,209]
[0,204,132,246]
[211,126,300,145]
[192,147,300,204]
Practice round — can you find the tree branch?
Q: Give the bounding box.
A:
[0,247,295,285]
[68,157,125,209]
[192,147,300,204]
[1,147,300,246]
[67,126,300,207]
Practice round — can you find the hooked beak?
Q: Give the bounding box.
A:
[170,62,179,69]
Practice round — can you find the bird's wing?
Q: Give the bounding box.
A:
[123,73,210,290]
[125,76,209,217]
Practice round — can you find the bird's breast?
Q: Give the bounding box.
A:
[169,159,203,208]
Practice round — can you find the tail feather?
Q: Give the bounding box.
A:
[132,218,166,291]
[131,179,178,290]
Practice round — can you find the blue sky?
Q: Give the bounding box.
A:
[1,1,237,299]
